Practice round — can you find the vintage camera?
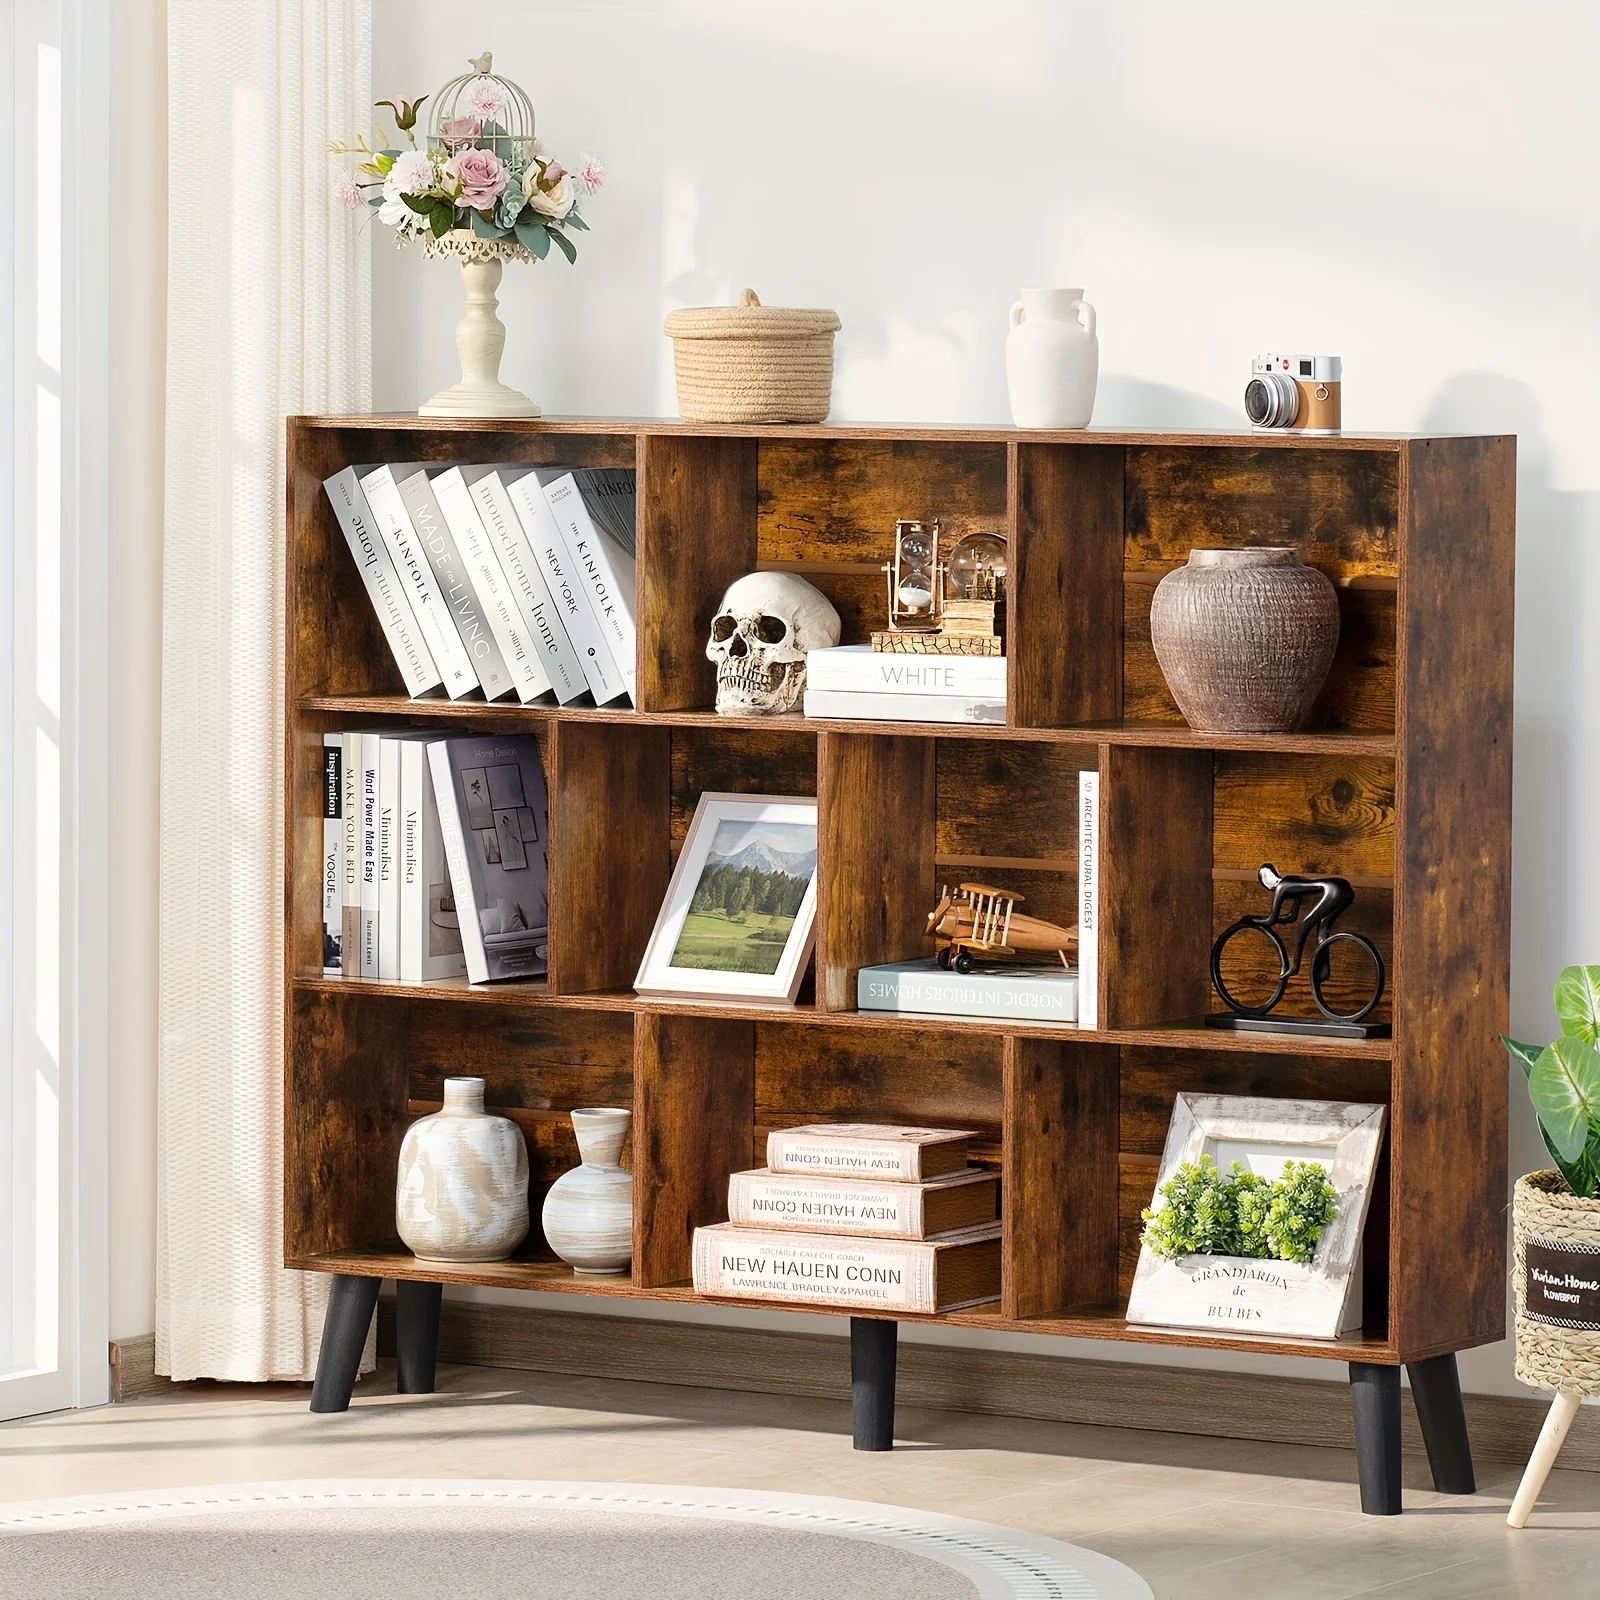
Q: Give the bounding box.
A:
[1245,354,1342,433]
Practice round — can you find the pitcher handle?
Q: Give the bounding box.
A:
[1009,300,1026,329]
[1077,298,1097,340]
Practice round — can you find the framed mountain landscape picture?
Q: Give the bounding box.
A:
[636,793,820,1002]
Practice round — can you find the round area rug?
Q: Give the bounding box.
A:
[0,1480,1151,1600]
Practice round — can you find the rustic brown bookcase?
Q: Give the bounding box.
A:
[285,417,1513,1513]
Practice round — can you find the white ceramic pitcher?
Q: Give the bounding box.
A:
[1005,287,1098,429]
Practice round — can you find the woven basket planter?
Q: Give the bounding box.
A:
[665,289,841,423]
[1513,1169,1600,1395]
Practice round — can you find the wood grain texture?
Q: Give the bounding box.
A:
[1099,746,1214,1028]
[816,731,937,1010]
[757,438,1007,565]
[935,739,1080,860]
[1010,441,1124,726]
[1004,1036,1119,1318]
[670,725,817,852]
[633,1012,755,1288]
[637,433,759,710]
[1125,447,1399,581]
[755,1024,1002,1146]
[1213,752,1396,880]
[1390,435,1515,1361]
[1123,580,1397,732]
[547,721,670,994]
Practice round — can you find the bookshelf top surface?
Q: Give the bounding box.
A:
[289,414,1510,452]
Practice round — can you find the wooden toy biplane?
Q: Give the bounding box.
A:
[925,882,1078,974]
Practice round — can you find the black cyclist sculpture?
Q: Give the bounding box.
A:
[1209,863,1386,1035]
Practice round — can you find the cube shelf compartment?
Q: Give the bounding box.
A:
[284,416,1512,1370]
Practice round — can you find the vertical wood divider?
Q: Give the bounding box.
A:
[636,432,760,711]
[546,720,671,994]
[1008,441,1125,728]
[1003,1034,1120,1318]
[633,1012,755,1288]
[816,731,937,1011]
[1099,743,1213,1028]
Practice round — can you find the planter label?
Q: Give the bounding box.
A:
[1524,1240,1600,1329]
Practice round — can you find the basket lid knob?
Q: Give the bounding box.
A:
[739,288,761,307]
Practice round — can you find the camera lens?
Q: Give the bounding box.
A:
[1244,372,1299,428]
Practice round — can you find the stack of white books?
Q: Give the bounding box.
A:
[802,644,1006,725]
[319,730,550,986]
[324,461,637,708]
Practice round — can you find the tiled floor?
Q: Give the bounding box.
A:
[1,1361,1596,1598]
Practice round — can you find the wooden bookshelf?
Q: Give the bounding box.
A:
[284,417,1513,1505]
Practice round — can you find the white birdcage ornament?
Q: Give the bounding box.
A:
[419,51,542,418]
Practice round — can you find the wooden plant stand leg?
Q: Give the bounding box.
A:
[395,1280,443,1395]
[309,1274,381,1414]
[1507,1390,1582,1528]
[851,1317,897,1452]
[1406,1352,1475,1494]
[1349,1361,1403,1515]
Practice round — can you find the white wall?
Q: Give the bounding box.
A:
[350,0,1596,1400]
[107,0,164,1341]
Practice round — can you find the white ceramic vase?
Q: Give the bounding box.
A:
[1005,287,1098,429]
[419,234,539,419]
[542,1108,634,1275]
[396,1077,529,1263]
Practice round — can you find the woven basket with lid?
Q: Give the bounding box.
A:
[664,289,841,423]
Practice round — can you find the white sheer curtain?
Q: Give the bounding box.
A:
[157,0,372,1381]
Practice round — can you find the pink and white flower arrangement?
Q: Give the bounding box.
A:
[330,68,603,262]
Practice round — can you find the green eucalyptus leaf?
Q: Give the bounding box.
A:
[1555,966,1600,1043]
[470,209,501,238]
[1503,1036,1547,1080]
[515,221,551,259]
[1529,1035,1600,1162]
[565,212,589,231]
[550,228,577,264]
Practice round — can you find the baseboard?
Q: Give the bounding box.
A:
[108,1335,186,1403]
[375,1299,1600,1474]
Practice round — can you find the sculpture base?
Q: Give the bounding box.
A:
[1205,1013,1391,1041]
[419,381,539,419]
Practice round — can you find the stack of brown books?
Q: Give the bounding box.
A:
[692,1124,1001,1314]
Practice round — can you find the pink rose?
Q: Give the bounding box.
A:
[437,115,482,151]
[444,146,509,208]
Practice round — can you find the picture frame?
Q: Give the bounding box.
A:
[635,792,820,1003]
[1125,1094,1387,1340]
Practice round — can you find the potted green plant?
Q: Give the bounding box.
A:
[1501,967,1600,1526]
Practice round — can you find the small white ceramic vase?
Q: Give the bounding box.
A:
[396,1077,529,1263]
[419,233,539,418]
[542,1107,634,1275]
[1005,286,1098,429]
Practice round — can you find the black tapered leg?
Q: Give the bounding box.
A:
[1349,1361,1403,1514]
[851,1317,897,1451]
[309,1274,381,1414]
[395,1280,443,1395]
[1406,1352,1476,1494]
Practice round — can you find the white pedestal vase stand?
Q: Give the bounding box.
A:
[419,231,538,418]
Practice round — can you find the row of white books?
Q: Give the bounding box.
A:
[692,1125,1002,1314]
[801,645,1006,725]
[321,731,550,986]
[326,462,638,708]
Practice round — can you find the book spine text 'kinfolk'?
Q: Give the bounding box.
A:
[542,470,637,702]
[1077,769,1100,1030]
[321,734,342,974]
[323,468,441,697]
[359,464,480,700]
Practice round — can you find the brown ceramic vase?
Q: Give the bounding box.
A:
[1149,547,1339,733]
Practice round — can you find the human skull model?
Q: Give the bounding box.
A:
[707,571,841,715]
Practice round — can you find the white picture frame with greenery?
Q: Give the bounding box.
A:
[635,793,820,1003]
[1125,1094,1387,1341]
